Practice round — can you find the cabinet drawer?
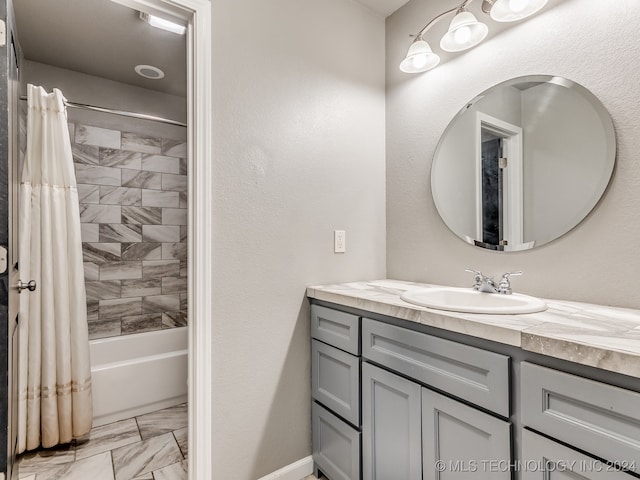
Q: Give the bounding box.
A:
[311,304,360,355]
[521,362,640,474]
[423,387,511,480]
[362,318,510,417]
[313,402,361,480]
[522,429,635,480]
[312,339,360,426]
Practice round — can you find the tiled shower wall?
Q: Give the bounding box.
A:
[71,123,188,340]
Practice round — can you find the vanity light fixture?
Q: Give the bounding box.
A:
[400,0,548,73]
[139,11,187,35]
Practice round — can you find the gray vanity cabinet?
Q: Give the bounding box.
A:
[422,388,511,480]
[521,429,633,480]
[311,304,362,480]
[362,362,422,480]
[521,362,640,477]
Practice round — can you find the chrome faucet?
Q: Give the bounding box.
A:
[465,269,523,295]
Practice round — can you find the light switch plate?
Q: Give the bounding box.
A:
[334,230,346,253]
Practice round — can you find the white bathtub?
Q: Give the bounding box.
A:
[89,327,188,427]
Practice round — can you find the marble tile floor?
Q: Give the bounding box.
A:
[17,403,187,480]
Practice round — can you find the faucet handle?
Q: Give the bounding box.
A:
[498,271,523,294]
[465,268,492,290]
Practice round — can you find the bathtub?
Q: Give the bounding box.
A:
[89,327,188,427]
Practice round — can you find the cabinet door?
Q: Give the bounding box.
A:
[522,429,635,480]
[422,388,511,480]
[362,362,422,480]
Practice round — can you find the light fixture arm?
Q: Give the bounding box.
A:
[414,0,475,38]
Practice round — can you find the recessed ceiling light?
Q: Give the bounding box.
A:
[140,11,186,35]
[135,64,165,80]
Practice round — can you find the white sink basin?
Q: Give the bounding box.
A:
[400,287,547,314]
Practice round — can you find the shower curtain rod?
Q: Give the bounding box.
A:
[19,96,187,128]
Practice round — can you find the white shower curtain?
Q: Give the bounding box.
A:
[17,84,93,453]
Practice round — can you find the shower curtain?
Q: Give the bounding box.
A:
[17,84,93,452]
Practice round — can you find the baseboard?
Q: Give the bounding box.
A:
[256,455,313,480]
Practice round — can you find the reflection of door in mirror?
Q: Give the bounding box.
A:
[481,135,502,246]
[475,112,523,249]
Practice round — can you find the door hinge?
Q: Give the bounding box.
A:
[499,157,508,169]
[0,20,5,47]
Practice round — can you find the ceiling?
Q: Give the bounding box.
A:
[13,0,187,97]
[13,0,408,99]
[356,0,411,17]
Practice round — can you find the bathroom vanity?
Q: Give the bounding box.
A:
[308,280,640,480]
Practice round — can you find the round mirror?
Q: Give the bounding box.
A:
[431,75,616,252]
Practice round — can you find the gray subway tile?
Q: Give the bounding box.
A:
[84,262,100,281]
[83,243,121,263]
[88,318,122,340]
[121,279,162,298]
[75,165,121,186]
[161,139,187,158]
[162,243,187,260]
[161,276,187,295]
[99,187,142,206]
[87,300,99,321]
[121,243,162,261]
[99,224,143,243]
[143,260,180,279]
[121,132,162,154]
[85,280,121,301]
[80,223,100,242]
[99,297,142,318]
[99,149,142,169]
[122,169,162,189]
[180,293,188,311]
[100,261,143,281]
[141,190,179,208]
[78,184,100,204]
[75,125,121,149]
[122,206,162,225]
[179,192,187,208]
[162,312,187,328]
[180,226,188,242]
[142,294,180,313]
[72,144,100,165]
[180,261,187,278]
[179,158,187,175]
[121,314,163,335]
[161,174,187,192]
[80,205,121,223]
[141,155,180,174]
[142,225,180,243]
[162,208,187,226]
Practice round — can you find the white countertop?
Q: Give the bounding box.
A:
[307,280,640,379]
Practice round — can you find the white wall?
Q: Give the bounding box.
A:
[211,0,386,478]
[521,82,612,245]
[386,0,640,308]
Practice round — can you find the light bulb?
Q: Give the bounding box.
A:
[412,54,429,69]
[454,26,472,44]
[508,0,528,12]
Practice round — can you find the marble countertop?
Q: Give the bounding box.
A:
[307,279,640,379]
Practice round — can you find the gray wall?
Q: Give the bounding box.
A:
[210,0,386,477]
[386,0,640,308]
